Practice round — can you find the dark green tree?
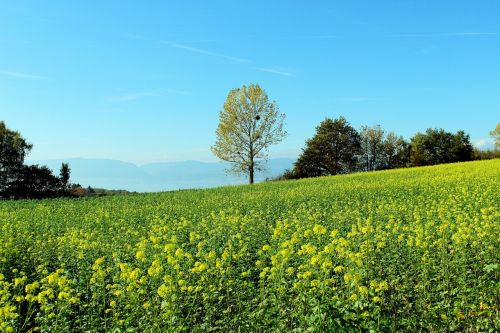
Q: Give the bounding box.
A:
[410,128,473,166]
[0,121,33,195]
[1,121,73,199]
[5,165,61,199]
[294,117,361,177]
[59,163,71,193]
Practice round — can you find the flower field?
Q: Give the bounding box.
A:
[0,160,499,332]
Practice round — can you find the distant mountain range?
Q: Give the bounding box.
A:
[26,158,295,192]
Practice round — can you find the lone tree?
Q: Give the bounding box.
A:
[211,84,286,184]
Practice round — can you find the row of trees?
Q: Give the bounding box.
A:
[211,83,497,183]
[284,117,495,179]
[0,121,72,199]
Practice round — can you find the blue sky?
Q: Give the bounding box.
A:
[1,0,499,165]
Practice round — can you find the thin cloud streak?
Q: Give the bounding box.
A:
[0,37,30,44]
[107,88,189,102]
[161,41,250,63]
[131,38,294,77]
[298,32,500,40]
[335,97,378,102]
[441,32,500,36]
[256,67,294,77]
[0,69,47,80]
[182,39,228,43]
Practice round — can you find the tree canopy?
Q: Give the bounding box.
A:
[294,117,361,177]
[359,125,385,171]
[278,117,486,181]
[409,128,473,166]
[0,121,33,194]
[211,84,286,184]
[0,121,72,199]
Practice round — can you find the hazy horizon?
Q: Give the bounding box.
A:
[24,157,296,191]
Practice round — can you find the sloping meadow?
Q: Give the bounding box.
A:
[0,160,498,332]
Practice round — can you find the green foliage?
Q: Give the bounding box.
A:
[1,160,498,332]
[294,117,361,177]
[59,163,71,192]
[0,121,72,199]
[0,121,33,193]
[359,126,410,171]
[490,123,500,150]
[359,125,385,171]
[380,131,410,169]
[4,165,62,199]
[211,84,286,184]
[68,185,135,197]
[410,128,473,166]
[473,148,500,160]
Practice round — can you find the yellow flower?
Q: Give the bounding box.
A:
[334,265,344,273]
[310,255,321,266]
[164,243,175,253]
[157,284,170,298]
[148,259,163,276]
[135,250,146,261]
[313,224,326,235]
[358,286,368,295]
[310,279,320,287]
[330,229,339,238]
[261,244,271,252]
[191,262,208,273]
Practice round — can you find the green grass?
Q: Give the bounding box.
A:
[1,159,499,332]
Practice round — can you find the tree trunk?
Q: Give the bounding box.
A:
[249,160,254,184]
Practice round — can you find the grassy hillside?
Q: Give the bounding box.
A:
[0,160,499,332]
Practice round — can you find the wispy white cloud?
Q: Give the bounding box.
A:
[161,41,250,63]
[440,32,500,37]
[335,97,378,102]
[130,38,294,77]
[182,39,228,43]
[0,37,30,44]
[0,69,47,80]
[107,88,189,102]
[256,67,294,77]
[298,32,500,40]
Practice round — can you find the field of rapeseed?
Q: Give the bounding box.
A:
[0,160,498,332]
